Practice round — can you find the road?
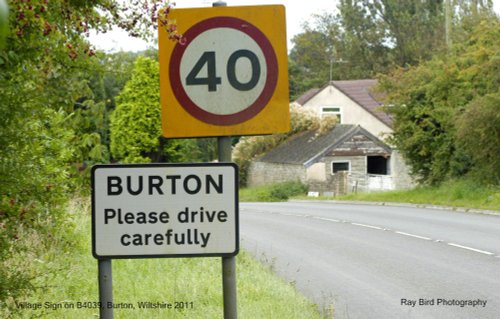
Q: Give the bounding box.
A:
[240,201,500,319]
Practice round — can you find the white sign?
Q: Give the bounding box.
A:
[180,27,267,115]
[91,163,239,259]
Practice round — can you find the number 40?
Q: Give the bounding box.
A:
[186,49,261,92]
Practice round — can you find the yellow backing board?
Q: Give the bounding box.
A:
[158,5,290,138]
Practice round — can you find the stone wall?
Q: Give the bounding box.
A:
[247,162,306,187]
[390,150,415,190]
[248,152,415,194]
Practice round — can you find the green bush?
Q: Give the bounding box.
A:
[241,181,309,202]
[269,181,309,201]
[337,178,499,211]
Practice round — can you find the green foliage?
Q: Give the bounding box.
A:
[455,92,500,184]
[0,109,76,304]
[182,138,218,163]
[0,0,177,306]
[360,0,447,65]
[92,51,145,110]
[109,56,208,164]
[240,181,309,202]
[335,178,500,211]
[289,0,495,97]
[289,30,333,96]
[269,181,309,201]
[379,19,500,185]
[110,56,163,163]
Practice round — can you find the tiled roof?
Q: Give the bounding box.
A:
[294,88,320,105]
[258,125,357,165]
[294,80,393,128]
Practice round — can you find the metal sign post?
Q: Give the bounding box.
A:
[218,136,238,319]
[213,3,237,317]
[98,259,113,319]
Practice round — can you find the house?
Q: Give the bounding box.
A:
[247,80,414,195]
[293,80,392,138]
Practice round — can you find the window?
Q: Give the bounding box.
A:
[367,156,389,175]
[321,106,342,123]
[332,161,350,174]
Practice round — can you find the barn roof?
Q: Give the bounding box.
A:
[257,125,391,166]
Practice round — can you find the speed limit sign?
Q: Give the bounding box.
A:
[159,5,290,138]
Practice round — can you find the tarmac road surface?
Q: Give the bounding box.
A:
[240,201,500,319]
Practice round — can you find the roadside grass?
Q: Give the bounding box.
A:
[240,181,308,202]
[1,198,323,319]
[295,179,500,211]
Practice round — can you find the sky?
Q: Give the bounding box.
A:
[90,0,500,52]
[89,0,339,52]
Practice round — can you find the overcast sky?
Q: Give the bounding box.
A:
[90,0,500,52]
[90,0,337,52]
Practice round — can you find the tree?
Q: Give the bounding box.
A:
[455,93,500,184]
[336,0,393,76]
[289,0,495,98]
[359,0,446,65]
[110,56,190,163]
[378,18,500,185]
[289,30,332,98]
[0,0,177,305]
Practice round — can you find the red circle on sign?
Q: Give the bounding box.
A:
[169,17,278,126]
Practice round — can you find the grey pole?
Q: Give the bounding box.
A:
[212,3,236,317]
[218,136,238,319]
[98,259,113,319]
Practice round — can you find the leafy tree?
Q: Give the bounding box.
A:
[0,0,177,306]
[358,0,447,65]
[289,0,495,98]
[455,92,500,184]
[110,56,190,163]
[72,50,160,172]
[183,138,218,163]
[336,1,393,76]
[289,15,338,91]
[379,18,499,185]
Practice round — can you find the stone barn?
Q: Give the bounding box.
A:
[247,125,413,196]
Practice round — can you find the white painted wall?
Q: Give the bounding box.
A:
[301,84,393,139]
[306,163,326,181]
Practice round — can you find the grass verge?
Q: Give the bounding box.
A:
[1,198,323,319]
[240,181,308,202]
[296,179,500,211]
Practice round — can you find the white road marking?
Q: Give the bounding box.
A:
[395,231,432,241]
[246,209,498,257]
[447,243,495,255]
[351,223,383,230]
[312,216,341,223]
